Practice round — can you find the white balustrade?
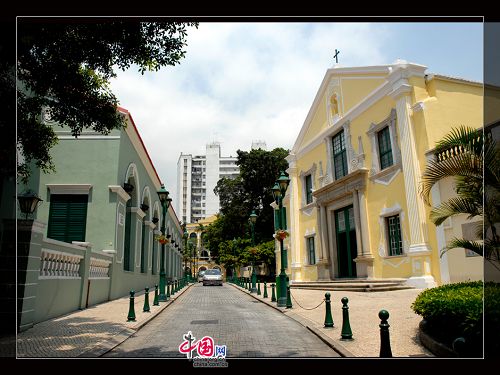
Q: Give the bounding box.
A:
[39,249,83,279]
[89,257,111,279]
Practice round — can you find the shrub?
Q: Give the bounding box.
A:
[411,281,483,356]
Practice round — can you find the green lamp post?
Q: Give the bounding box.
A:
[157,184,172,302]
[272,171,290,307]
[249,211,258,293]
[184,228,190,282]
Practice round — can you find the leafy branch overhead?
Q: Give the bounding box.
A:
[16,20,198,183]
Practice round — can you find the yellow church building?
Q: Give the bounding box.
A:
[281,60,483,288]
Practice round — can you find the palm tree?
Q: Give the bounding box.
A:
[420,126,500,261]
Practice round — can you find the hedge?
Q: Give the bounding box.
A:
[411,281,485,356]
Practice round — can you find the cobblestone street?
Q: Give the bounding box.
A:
[104,283,341,358]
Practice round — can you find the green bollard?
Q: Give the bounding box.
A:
[257,280,261,296]
[263,281,268,298]
[153,284,159,306]
[340,297,353,340]
[127,290,136,322]
[286,285,292,308]
[271,283,276,302]
[143,287,151,312]
[379,310,392,358]
[167,281,171,299]
[324,292,334,328]
[275,276,281,301]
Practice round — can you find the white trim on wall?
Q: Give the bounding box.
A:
[47,184,92,195]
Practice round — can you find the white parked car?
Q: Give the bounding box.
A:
[202,269,223,286]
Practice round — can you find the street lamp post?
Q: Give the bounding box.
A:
[272,171,290,307]
[157,184,172,302]
[184,228,190,282]
[249,211,258,293]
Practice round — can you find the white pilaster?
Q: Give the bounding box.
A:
[390,88,430,253]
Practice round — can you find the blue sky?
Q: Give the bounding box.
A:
[109,22,483,207]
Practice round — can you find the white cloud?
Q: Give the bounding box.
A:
[109,22,392,210]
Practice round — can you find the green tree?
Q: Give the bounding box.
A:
[16,20,198,183]
[213,147,289,246]
[420,126,500,261]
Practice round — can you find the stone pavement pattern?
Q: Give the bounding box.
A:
[243,284,434,358]
[16,288,179,357]
[104,283,340,357]
[10,280,433,358]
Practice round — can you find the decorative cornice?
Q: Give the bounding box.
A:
[313,168,368,205]
[369,164,401,186]
[388,83,412,100]
[411,101,425,113]
[130,207,146,219]
[144,220,157,229]
[109,185,131,202]
[47,184,92,195]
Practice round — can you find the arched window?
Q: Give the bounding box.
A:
[140,198,150,274]
[123,174,138,272]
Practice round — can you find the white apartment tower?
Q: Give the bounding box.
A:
[177,142,241,223]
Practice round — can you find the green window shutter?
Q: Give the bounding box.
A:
[387,215,402,256]
[305,174,313,204]
[47,195,88,243]
[307,237,315,265]
[140,220,146,273]
[378,126,393,170]
[333,131,348,179]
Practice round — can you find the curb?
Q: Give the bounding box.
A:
[77,283,194,358]
[417,320,457,358]
[229,283,355,357]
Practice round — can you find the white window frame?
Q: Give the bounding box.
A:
[367,109,402,185]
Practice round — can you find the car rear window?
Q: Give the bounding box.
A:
[204,269,221,275]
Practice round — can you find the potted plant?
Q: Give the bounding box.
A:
[155,234,170,245]
[274,229,289,241]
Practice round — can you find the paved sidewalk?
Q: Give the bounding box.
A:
[6,281,434,358]
[230,283,434,358]
[14,284,192,358]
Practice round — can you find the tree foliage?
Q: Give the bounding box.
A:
[16,20,198,183]
[420,126,500,260]
[212,147,289,244]
[204,147,288,272]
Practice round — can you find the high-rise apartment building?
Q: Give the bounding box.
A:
[177,142,243,223]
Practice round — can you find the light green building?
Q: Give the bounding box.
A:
[16,106,183,331]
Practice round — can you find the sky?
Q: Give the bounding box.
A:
[108,21,483,210]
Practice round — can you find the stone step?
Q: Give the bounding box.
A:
[289,279,414,292]
[291,278,407,284]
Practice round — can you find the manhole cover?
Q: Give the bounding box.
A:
[190,320,219,324]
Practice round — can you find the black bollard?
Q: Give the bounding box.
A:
[340,297,353,340]
[263,281,268,298]
[379,310,392,357]
[452,337,466,357]
[257,280,261,296]
[324,292,334,328]
[143,287,150,312]
[127,290,136,322]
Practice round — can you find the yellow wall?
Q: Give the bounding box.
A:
[289,67,484,285]
[340,76,386,114]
